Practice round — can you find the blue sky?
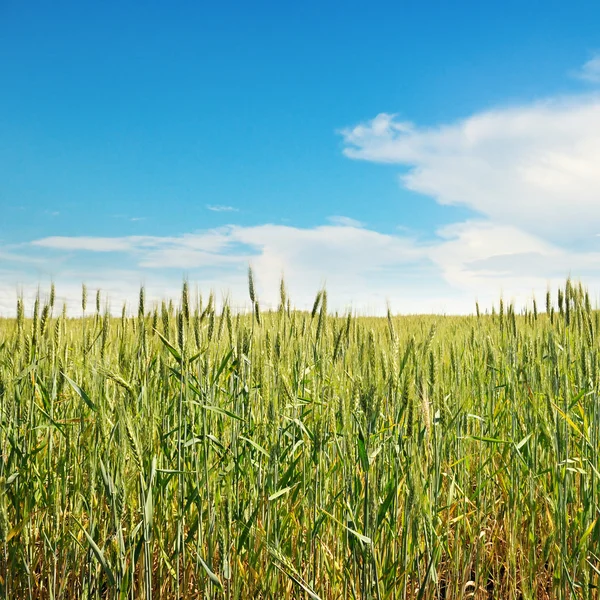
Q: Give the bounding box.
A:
[2,1,600,314]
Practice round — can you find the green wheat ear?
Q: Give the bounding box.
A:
[248,265,256,303]
[311,289,322,319]
[49,282,56,311]
[138,285,145,320]
[279,276,287,313]
[81,283,87,312]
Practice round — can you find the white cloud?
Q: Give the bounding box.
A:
[32,236,142,252]
[31,232,234,256]
[335,66,600,308]
[341,95,600,240]
[1,222,447,316]
[576,54,600,84]
[430,221,570,303]
[0,250,47,264]
[4,216,600,318]
[206,204,239,212]
[327,215,364,228]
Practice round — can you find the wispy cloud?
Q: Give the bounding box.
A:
[0,250,48,265]
[31,231,234,256]
[575,53,600,83]
[327,216,364,228]
[206,204,239,212]
[32,236,140,252]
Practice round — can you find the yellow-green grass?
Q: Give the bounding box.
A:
[0,278,598,599]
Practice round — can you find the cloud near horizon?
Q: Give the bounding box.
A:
[576,54,600,84]
[2,215,597,317]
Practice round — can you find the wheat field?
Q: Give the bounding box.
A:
[0,274,599,599]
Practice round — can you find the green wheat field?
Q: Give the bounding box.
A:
[1,273,599,599]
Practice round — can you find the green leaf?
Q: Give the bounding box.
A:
[239,435,269,458]
[357,431,369,472]
[153,329,182,362]
[32,402,67,436]
[62,374,97,412]
[211,348,234,385]
[469,435,510,444]
[272,562,323,600]
[237,505,259,553]
[577,518,598,554]
[6,472,19,485]
[376,480,397,532]
[201,403,244,422]
[319,508,371,544]
[143,457,157,540]
[198,555,223,590]
[269,486,294,501]
[515,432,533,450]
[73,520,115,586]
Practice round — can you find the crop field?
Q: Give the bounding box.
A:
[0,275,599,599]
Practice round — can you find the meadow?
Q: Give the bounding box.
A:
[0,274,599,599]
